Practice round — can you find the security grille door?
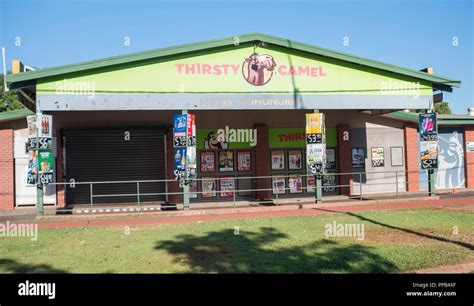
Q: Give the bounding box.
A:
[63,129,166,205]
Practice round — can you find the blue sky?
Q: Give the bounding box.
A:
[1,0,472,114]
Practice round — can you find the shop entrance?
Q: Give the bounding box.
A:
[63,129,166,205]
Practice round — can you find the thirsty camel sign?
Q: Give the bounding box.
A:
[175,52,327,86]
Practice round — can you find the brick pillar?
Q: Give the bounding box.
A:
[464,126,474,188]
[404,125,419,191]
[166,127,182,203]
[255,125,271,200]
[0,129,15,210]
[55,129,65,208]
[337,125,352,195]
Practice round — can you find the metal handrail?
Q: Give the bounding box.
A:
[39,168,441,209]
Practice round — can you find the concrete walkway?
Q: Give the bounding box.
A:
[12,194,472,229]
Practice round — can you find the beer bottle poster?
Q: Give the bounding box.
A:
[37,115,53,138]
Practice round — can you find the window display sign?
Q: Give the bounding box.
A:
[218,150,234,172]
[272,176,286,194]
[371,147,384,167]
[306,175,315,193]
[325,148,336,170]
[237,151,252,172]
[200,151,216,173]
[271,150,285,170]
[201,177,217,198]
[323,174,336,193]
[288,149,303,170]
[289,175,303,194]
[220,177,235,197]
[190,180,198,199]
[352,148,365,168]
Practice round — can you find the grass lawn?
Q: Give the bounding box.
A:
[0,206,473,273]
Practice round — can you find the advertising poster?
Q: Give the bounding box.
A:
[306,175,315,193]
[218,150,234,172]
[272,176,286,194]
[174,148,186,170]
[305,113,324,134]
[38,150,54,184]
[307,144,325,164]
[201,177,217,198]
[186,146,197,169]
[271,150,285,170]
[237,151,251,172]
[419,113,437,141]
[187,113,195,137]
[326,148,336,170]
[288,149,303,170]
[289,175,303,194]
[371,147,384,167]
[200,151,215,173]
[352,148,365,168]
[220,177,235,197]
[173,114,187,136]
[37,115,52,138]
[189,180,198,199]
[26,150,38,185]
[420,141,438,169]
[27,115,37,137]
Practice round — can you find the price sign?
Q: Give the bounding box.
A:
[39,173,54,184]
[306,133,322,144]
[174,136,187,147]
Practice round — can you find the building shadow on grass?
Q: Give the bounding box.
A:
[155,227,397,273]
[315,208,474,251]
[0,258,69,273]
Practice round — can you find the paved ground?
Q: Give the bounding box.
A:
[17,195,474,229]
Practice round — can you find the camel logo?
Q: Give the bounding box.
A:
[242,53,277,86]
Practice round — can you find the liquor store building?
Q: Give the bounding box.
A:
[1,33,471,210]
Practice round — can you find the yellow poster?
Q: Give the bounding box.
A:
[306,113,324,134]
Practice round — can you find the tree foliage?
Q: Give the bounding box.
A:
[0,74,24,112]
[409,102,452,115]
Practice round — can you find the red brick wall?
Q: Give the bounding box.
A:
[404,125,419,191]
[464,126,474,188]
[255,125,271,200]
[0,129,14,210]
[55,129,65,207]
[166,127,182,203]
[337,125,353,195]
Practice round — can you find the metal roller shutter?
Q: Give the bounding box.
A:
[63,129,166,205]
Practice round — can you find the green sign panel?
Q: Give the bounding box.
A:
[269,128,337,148]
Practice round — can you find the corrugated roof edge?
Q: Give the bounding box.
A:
[6,33,461,88]
[0,108,34,123]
